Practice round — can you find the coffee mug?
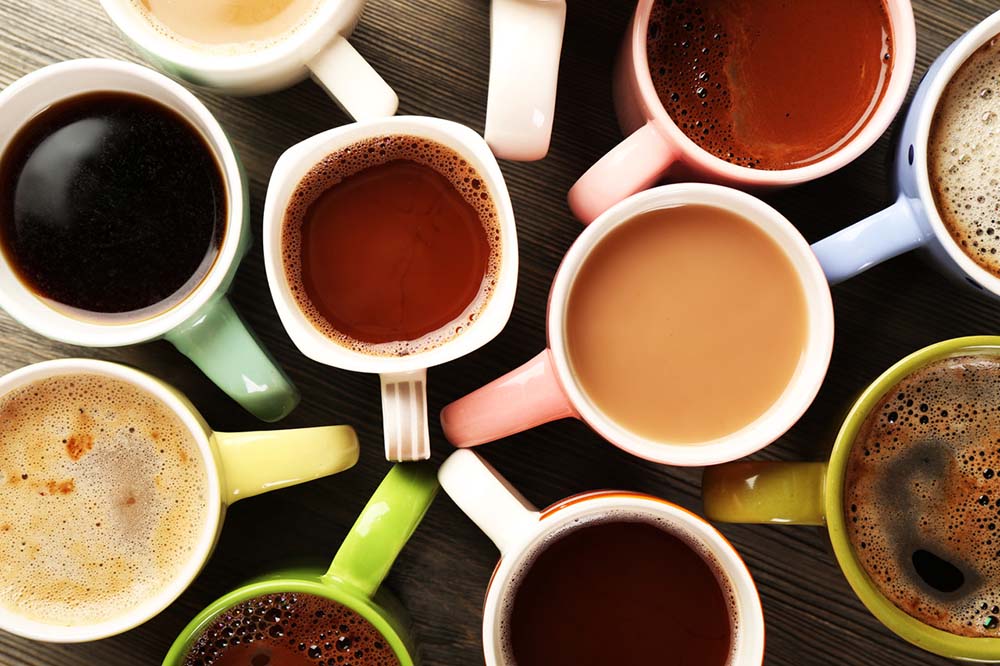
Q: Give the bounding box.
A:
[264,116,519,462]
[702,336,1000,660]
[485,0,566,161]
[99,0,397,121]
[0,59,298,423]
[0,357,358,642]
[441,183,833,466]
[566,0,916,223]
[438,449,765,664]
[812,10,1000,296]
[163,463,438,666]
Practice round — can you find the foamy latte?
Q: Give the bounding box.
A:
[0,372,209,626]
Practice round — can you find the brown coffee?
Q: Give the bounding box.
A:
[845,354,1000,637]
[281,135,501,356]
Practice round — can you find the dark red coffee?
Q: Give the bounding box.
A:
[182,593,400,666]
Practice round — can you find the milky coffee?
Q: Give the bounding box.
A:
[0,373,209,626]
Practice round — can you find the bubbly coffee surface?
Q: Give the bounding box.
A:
[183,592,400,666]
[0,373,208,626]
[929,36,1000,276]
[845,354,1000,636]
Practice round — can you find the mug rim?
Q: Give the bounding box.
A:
[0,58,246,347]
[262,115,519,375]
[546,183,835,466]
[630,0,916,185]
[0,358,223,643]
[480,491,765,666]
[826,335,1000,659]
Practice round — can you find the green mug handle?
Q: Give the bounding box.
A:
[324,463,439,598]
[165,295,299,422]
[702,462,829,526]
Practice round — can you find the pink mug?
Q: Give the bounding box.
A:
[566,0,916,223]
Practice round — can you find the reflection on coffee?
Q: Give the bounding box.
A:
[0,91,225,320]
[0,373,208,626]
[182,592,400,666]
[845,354,1000,637]
[565,204,808,443]
[281,135,501,356]
[646,0,893,169]
[929,36,1000,276]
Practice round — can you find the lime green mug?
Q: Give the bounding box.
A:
[164,463,439,666]
[703,336,1000,661]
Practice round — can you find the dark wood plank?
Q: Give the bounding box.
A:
[0,0,997,664]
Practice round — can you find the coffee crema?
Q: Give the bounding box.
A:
[182,592,400,666]
[647,0,893,169]
[0,373,208,626]
[845,354,1000,637]
[929,36,1000,277]
[281,135,501,356]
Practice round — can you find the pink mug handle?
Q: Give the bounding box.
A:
[440,350,577,447]
[567,121,676,223]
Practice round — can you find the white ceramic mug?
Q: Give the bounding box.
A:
[264,116,519,461]
[438,449,766,665]
[99,0,397,121]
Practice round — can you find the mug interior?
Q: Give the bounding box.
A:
[0,358,222,642]
[548,183,834,466]
[0,59,244,347]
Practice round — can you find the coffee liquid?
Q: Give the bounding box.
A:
[929,36,1000,276]
[845,354,1000,637]
[0,373,208,626]
[565,205,808,443]
[135,0,319,50]
[647,0,893,169]
[182,592,401,666]
[0,92,225,319]
[281,135,501,356]
[505,518,736,666]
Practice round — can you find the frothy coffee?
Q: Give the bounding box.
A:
[0,373,209,626]
[845,354,1000,637]
[929,36,1000,277]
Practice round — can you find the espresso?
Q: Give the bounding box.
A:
[182,592,401,666]
[505,517,737,666]
[0,92,225,319]
[281,135,500,356]
[647,0,893,169]
[845,354,1000,637]
[929,36,1000,276]
[565,205,808,443]
[0,373,208,626]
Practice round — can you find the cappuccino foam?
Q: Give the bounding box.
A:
[0,373,209,626]
[930,36,1000,276]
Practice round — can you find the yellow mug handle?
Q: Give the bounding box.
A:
[702,462,828,526]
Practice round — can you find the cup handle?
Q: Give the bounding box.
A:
[307,34,399,121]
[811,196,930,285]
[567,121,677,224]
[165,295,300,422]
[214,425,360,504]
[702,462,828,525]
[381,369,431,462]
[323,463,439,598]
[485,0,567,161]
[438,450,540,555]
[440,349,577,447]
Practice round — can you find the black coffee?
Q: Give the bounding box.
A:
[0,91,225,317]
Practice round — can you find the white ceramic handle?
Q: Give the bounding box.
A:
[438,450,540,555]
[381,369,431,461]
[308,35,399,121]
[485,0,567,161]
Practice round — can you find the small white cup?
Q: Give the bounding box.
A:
[263,116,519,461]
[99,0,398,121]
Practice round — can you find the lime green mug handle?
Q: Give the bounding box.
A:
[702,462,829,526]
[324,463,439,598]
[165,295,299,422]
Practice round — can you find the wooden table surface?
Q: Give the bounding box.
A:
[0,0,996,664]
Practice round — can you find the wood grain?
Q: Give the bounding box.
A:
[0,0,997,664]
